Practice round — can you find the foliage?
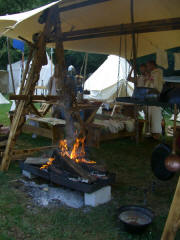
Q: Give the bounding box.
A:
[64,50,107,75]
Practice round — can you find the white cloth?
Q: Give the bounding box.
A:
[137,75,145,87]
[174,53,180,70]
[137,75,153,88]
[150,68,164,92]
[48,76,57,95]
[148,106,162,134]
[156,49,168,69]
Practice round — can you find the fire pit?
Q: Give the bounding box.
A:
[20,137,115,206]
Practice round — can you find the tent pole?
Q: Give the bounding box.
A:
[130,0,139,144]
[7,38,16,94]
[130,0,137,84]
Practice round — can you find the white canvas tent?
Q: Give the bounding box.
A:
[0,93,9,104]
[7,53,54,94]
[170,113,180,122]
[84,55,134,102]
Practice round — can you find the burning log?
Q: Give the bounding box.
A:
[40,136,97,183]
[54,153,96,183]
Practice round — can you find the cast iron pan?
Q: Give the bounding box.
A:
[151,143,175,181]
[118,205,154,233]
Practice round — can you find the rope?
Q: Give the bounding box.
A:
[116,35,122,98]
[124,34,128,96]
[83,53,88,80]
[80,53,86,76]
[111,36,122,117]
[83,53,88,89]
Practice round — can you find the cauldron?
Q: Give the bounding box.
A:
[151,143,174,181]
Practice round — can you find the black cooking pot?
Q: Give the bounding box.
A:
[151,143,174,181]
[160,87,180,105]
[118,205,154,233]
[132,87,159,102]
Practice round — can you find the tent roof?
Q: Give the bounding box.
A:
[84,55,131,90]
[0,0,180,58]
[84,55,134,101]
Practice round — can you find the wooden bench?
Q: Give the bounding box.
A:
[22,117,65,144]
[87,119,145,148]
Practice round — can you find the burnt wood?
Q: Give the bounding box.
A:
[54,152,96,183]
[19,161,115,193]
[9,94,62,101]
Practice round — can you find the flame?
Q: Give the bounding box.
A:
[40,137,96,170]
[40,158,55,170]
[60,137,96,164]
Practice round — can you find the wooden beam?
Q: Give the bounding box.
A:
[48,17,180,42]
[0,140,7,147]
[19,47,34,95]
[9,94,61,101]
[59,0,110,12]
[10,145,57,156]
[161,176,180,240]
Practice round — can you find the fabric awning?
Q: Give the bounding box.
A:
[0,0,180,58]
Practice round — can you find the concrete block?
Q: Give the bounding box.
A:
[84,186,111,207]
[22,170,36,179]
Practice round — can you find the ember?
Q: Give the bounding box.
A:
[40,158,55,170]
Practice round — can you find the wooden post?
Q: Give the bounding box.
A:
[161,177,180,240]
[19,47,34,95]
[54,10,76,146]
[161,104,180,240]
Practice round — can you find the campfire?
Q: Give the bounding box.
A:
[20,136,115,193]
[41,137,96,170]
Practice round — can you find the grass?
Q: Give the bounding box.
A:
[0,96,180,239]
[0,95,12,126]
